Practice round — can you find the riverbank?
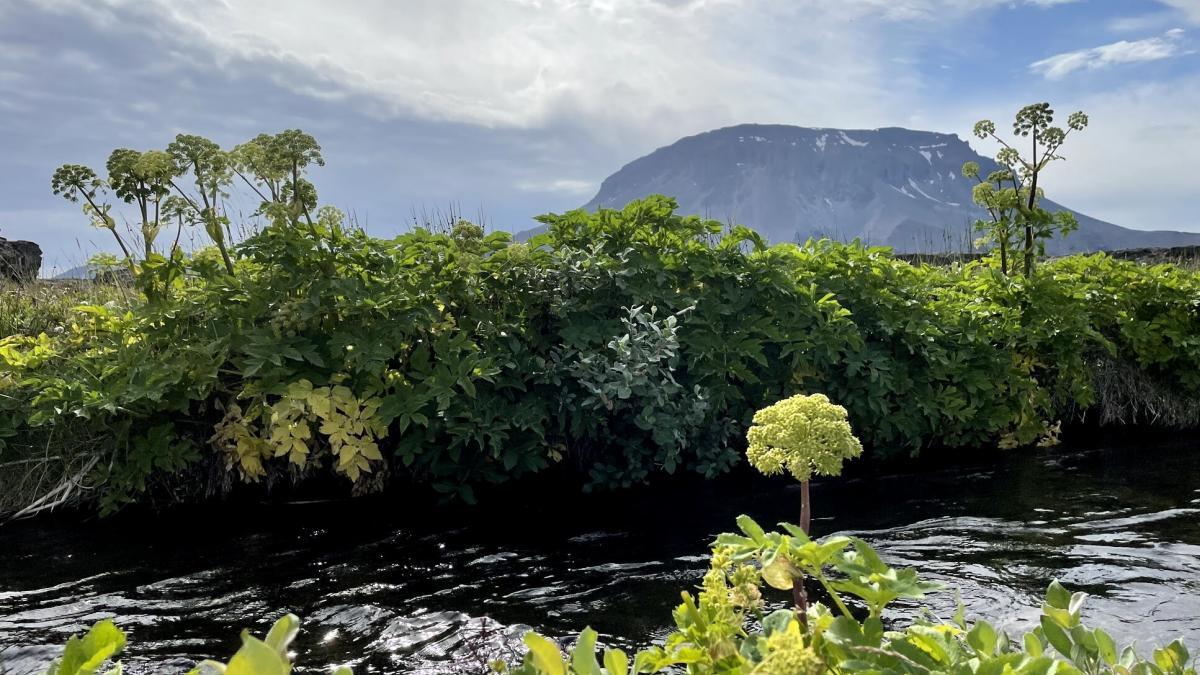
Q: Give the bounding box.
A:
[4,197,1200,517]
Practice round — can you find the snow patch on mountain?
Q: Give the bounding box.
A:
[839,131,868,147]
[561,123,1200,253]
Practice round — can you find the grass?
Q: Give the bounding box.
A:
[0,280,131,338]
[1,280,130,518]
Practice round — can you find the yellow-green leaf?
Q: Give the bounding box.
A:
[523,633,566,675]
[224,635,289,675]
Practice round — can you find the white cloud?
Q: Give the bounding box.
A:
[25,0,1039,144]
[12,0,1200,237]
[1108,12,1177,34]
[1030,29,1187,79]
[935,76,1200,231]
[1030,78,1200,230]
[515,178,597,195]
[1158,0,1200,24]
[1110,2,1200,34]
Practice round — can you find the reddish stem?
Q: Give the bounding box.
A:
[793,480,812,624]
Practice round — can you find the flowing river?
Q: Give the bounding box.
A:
[1,439,1198,674]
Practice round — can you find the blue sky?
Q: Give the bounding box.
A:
[2,0,1198,272]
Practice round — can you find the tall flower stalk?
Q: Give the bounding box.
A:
[745,393,862,617]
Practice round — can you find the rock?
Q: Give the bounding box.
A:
[0,237,42,283]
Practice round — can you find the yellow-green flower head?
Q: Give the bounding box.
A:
[751,619,823,675]
[746,394,863,482]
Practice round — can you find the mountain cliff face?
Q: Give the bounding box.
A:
[575,124,1200,253]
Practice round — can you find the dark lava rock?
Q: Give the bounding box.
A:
[0,237,41,283]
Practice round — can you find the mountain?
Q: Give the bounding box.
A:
[544,124,1200,253]
[54,264,90,280]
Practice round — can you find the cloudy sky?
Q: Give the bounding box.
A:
[2,0,1198,271]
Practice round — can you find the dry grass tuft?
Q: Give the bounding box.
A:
[1080,357,1200,428]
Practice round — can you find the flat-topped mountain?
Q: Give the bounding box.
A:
[568,124,1200,253]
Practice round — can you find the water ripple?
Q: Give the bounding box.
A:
[1,441,1198,673]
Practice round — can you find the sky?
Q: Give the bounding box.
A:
[2,0,1199,272]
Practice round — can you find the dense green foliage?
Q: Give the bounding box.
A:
[4,196,1200,514]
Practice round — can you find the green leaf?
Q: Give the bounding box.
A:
[825,617,868,647]
[570,628,602,675]
[52,619,126,675]
[761,553,800,591]
[263,614,300,654]
[523,633,566,675]
[603,649,629,675]
[735,515,767,544]
[1095,628,1118,666]
[761,609,794,637]
[863,617,884,647]
[1167,639,1190,667]
[968,621,998,655]
[953,589,966,629]
[1024,631,1045,658]
[1070,625,1098,655]
[1043,605,1077,629]
[224,635,289,675]
[1068,591,1088,617]
[1154,641,1190,673]
[1045,580,1071,610]
[1040,615,1073,657]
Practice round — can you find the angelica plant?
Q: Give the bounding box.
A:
[966,102,1088,276]
[745,393,862,614]
[746,393,862,533]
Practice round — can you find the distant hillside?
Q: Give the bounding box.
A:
[54,264,90,280]
[528,124,1200,253]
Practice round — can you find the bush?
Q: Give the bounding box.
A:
[3,197,1200,514]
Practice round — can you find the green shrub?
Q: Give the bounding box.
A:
[3,197,1200,514]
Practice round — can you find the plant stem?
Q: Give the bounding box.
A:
[815,570,856,620]
[800,480,811,534]
[1025,129,1038,276]
[793,480,813,623]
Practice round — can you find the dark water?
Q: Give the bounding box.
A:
[1,440,1198,674]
